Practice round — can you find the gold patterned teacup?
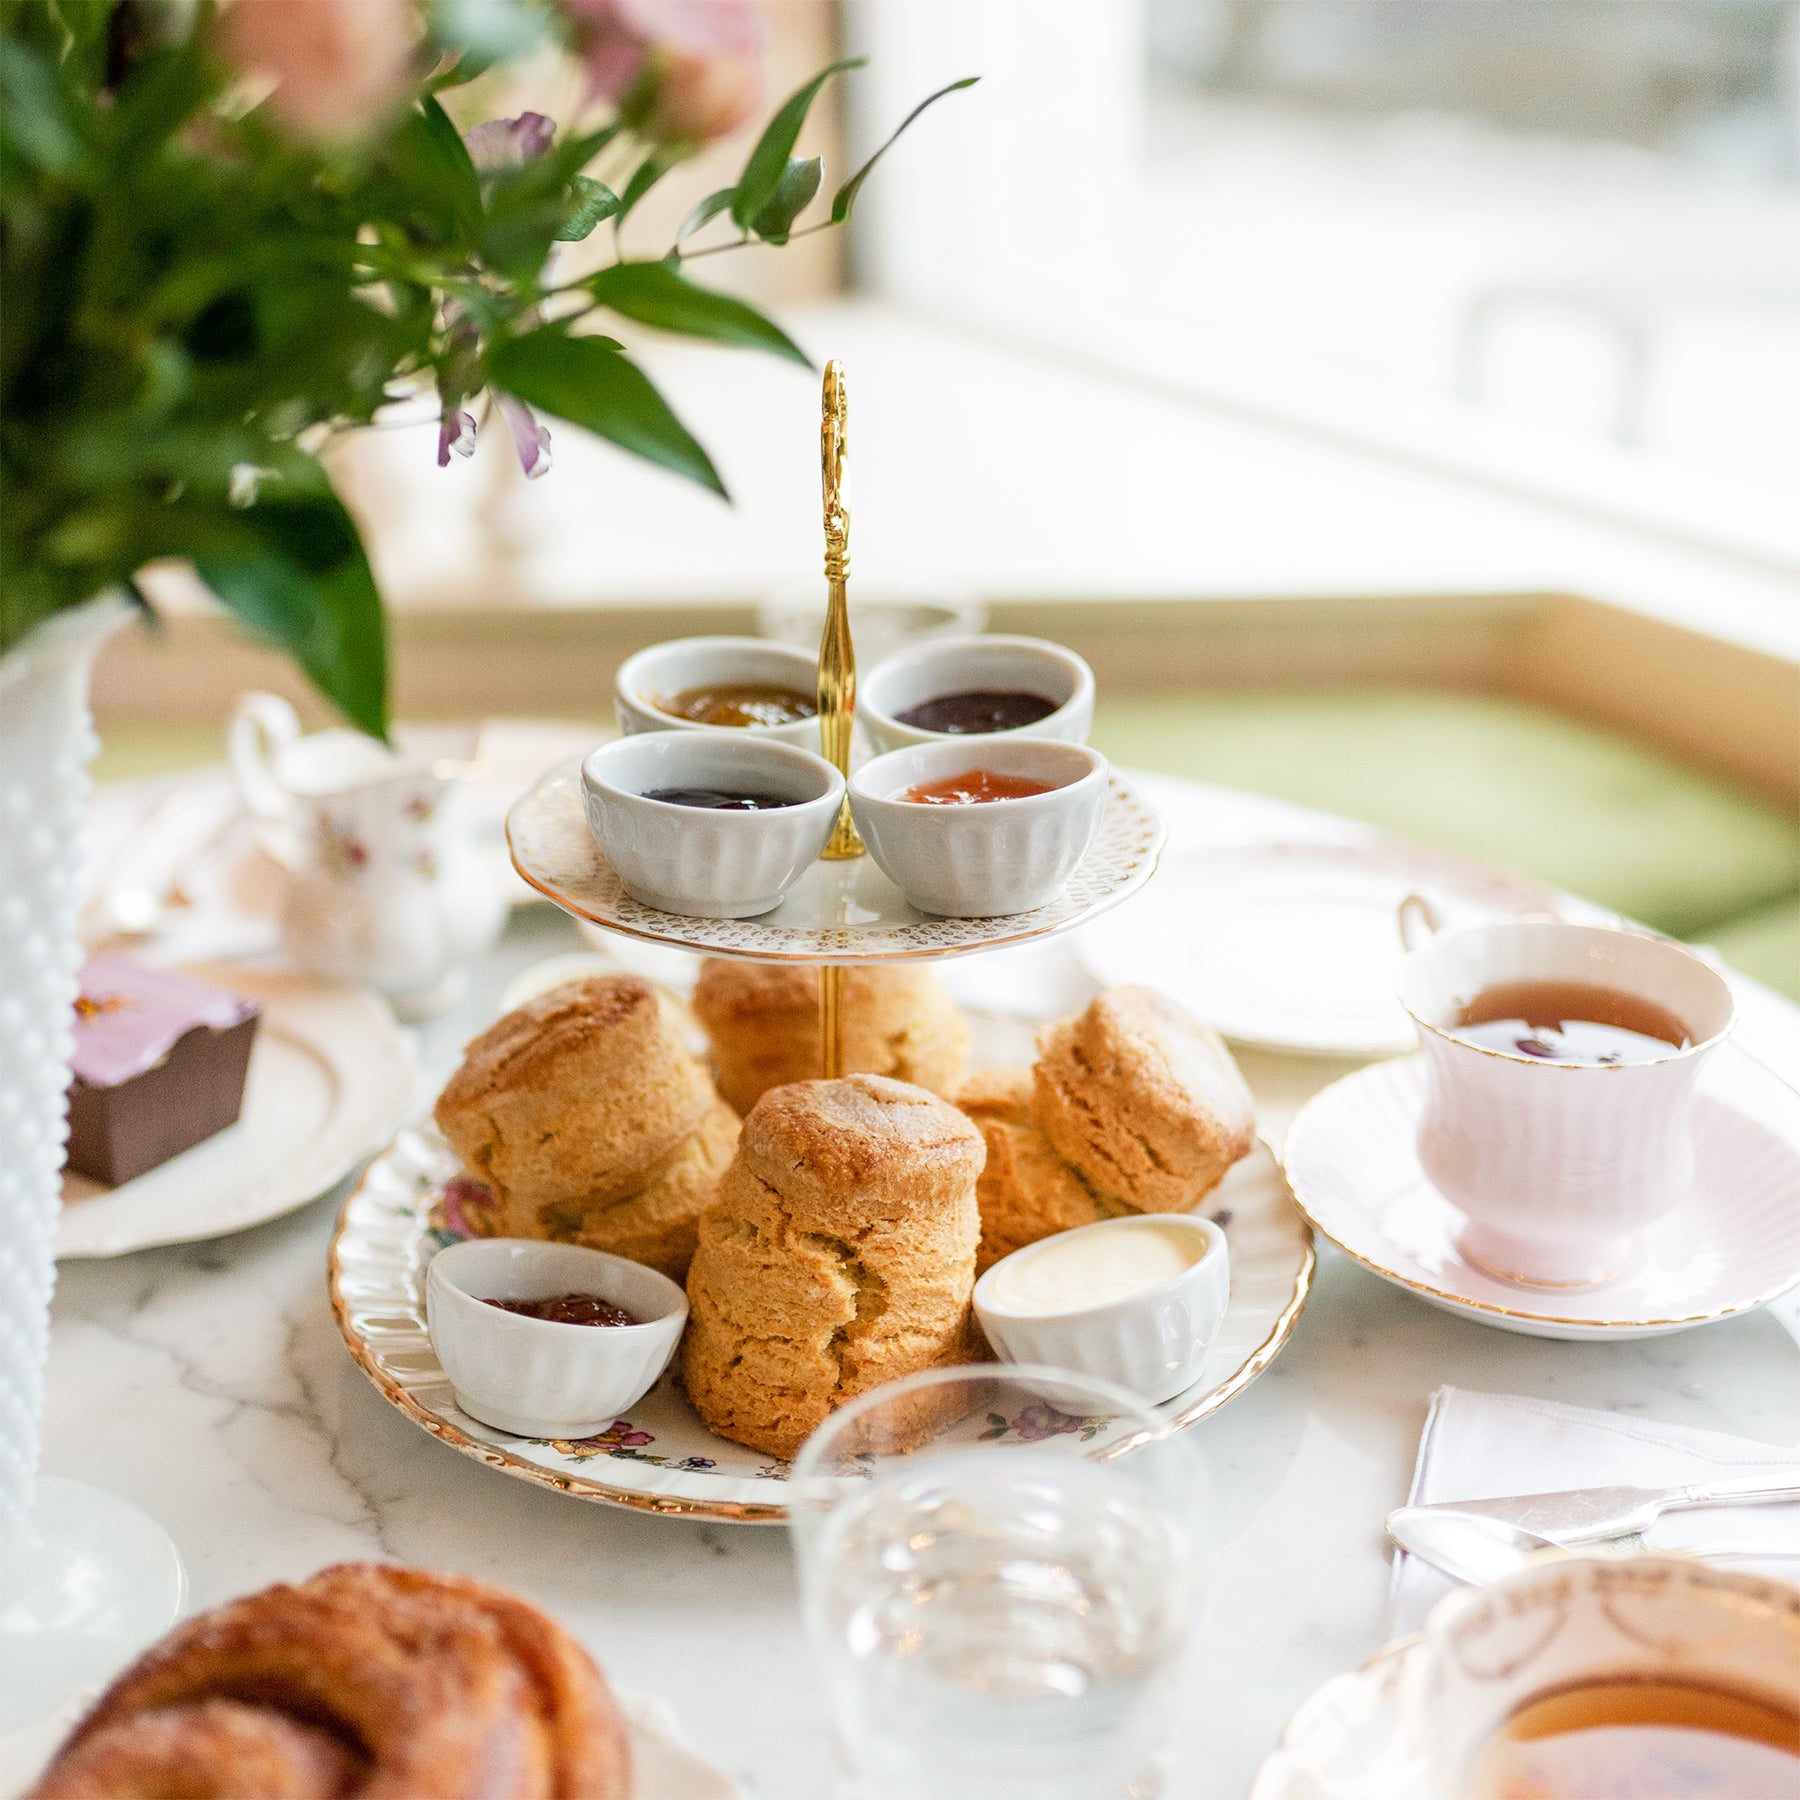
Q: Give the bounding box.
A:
[1401,1554,1800,1798]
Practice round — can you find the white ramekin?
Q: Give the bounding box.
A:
[426,1238,687,1439]
[581,733,843,918]
[614,636,822,750]
[848,738,1109,917]
[974,1215,1231,1405]
[858,634,1095,756]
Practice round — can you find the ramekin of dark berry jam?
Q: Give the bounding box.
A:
[581,733,844,919]
[426,1239,688,1438]
[860,635,1094,756]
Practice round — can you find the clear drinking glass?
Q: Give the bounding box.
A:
[788,1365,1207,1800]
[757,574,987,668]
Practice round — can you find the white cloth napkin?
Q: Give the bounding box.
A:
[1390,1386,1800,1634]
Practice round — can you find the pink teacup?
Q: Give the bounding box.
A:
[1396,904,1735,1287]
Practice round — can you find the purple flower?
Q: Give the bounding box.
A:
[1012,1403,1086,1444]
[437,408,477,466]
[496,392,553,479]
[463,110,556,171]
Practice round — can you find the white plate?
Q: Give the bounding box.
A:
[507,760,1166,963]
[329,1110,1313,1525]
[1282,1051,1800,1339]
[58,962,418,1259]
[1076,840,1558,1058]
[1249,1639,1430,1800]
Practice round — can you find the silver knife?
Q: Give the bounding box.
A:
[1387,1508,1800,1588]
[1389,1473,1800,1546]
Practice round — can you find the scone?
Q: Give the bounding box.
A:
[958,1067,1125,1272]
[529,1098,739,1280]
[682,1075,985,1460]
[434,973,716,1213]
[1032,986,1255,1212]
[693,960,970,1117]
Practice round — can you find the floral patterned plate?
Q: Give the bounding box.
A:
[328,1125,1314,1524]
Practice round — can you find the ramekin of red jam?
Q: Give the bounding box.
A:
[848,739,1110,918]
[426,1238,690,1439]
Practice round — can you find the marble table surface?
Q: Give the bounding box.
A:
[39,774,1800,1799]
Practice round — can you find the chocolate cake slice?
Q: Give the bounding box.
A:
[64,958,260,1186]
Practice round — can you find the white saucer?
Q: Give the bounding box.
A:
[58,962,418,1258]
[1075,839,1558,1059]
[1249,1639,1431,1800]
[1282,1052,1800,1340]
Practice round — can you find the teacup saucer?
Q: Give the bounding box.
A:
[1283,1054,1800,1340]
[1249,1638,1431,1800]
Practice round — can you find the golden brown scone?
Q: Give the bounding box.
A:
[434,975,715,1213]
[522,1097,739,1280]
[693,960,970,1117]
[958,1068,1125,1272]
[682,1075,985,1460]
[1032,986,1255,1212]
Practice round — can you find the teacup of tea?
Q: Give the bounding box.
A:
[1403,1555,1800,1800]
[1396,905,1734,1286]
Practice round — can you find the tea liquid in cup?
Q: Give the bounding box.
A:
[1394,915,1734,1287]
[1402,1555,1800,1800]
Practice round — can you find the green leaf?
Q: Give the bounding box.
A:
[585,263,808,366]
[751,156,822,244]
[193,496,389,739]
[730,57,865,231]
[490,333,727,498]
[402,94,483,241]
[554,174,619,241]
[615,149,678,225]
[675,186,737,246]
[832,75,978,224]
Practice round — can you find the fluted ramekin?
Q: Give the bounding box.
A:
[581,733,843,918]
[859,634,1094,756]
[974,1215,1231,1405]
[426,1239,686,1439]
[848,738,1108,917]
[615,636,822,750]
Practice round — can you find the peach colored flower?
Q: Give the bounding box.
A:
[216,0,418,143]
[567,0,765,144]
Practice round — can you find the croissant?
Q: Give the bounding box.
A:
[30,1563,630,1800]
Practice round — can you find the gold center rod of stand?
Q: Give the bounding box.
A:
[817,360,860,1080]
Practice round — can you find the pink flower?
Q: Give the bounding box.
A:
[566,0,765,144]
[1011,1403,1085,1444]
[495,392,553,479]
[215,0,418,144]
[464,111,556,171]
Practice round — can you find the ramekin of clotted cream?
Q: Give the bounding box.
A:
[974,1214,1230,1406]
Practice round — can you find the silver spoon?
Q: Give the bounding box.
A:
[1387,1507,1799,1586]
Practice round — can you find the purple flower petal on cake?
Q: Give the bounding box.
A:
[496,391,553,478]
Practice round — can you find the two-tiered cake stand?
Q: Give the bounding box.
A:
[330,365,1313,1521]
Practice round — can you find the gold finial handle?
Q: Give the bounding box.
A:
[817,360,863,862]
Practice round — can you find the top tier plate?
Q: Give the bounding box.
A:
[507,759,1166,963]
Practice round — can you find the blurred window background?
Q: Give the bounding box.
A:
[850,0,1800,537]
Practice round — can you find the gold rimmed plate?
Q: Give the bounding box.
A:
[328,1121,1314,1525]
[506,759,1166,963]
[1283,1052,1800,1340]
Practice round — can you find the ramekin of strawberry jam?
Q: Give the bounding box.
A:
[849,740,1110,918]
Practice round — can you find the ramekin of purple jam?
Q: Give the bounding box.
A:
[859,635,1094,757]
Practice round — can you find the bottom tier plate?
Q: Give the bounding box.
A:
[329,1126,1314,1525]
